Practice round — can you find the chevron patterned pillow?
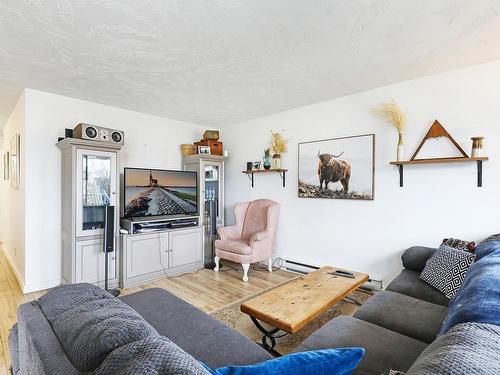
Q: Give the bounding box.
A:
[420,245,476,299]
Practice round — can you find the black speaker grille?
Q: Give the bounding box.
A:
[85,126,98,139]
[111,131,123,143]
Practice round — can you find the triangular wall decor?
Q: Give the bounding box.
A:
[410,119,468,161]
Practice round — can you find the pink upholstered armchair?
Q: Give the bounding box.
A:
[214,199,280,282]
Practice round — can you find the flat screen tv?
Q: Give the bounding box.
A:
[123,168,198,218]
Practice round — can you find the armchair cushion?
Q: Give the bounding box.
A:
[241,200,273,241]
[215,240,252,255]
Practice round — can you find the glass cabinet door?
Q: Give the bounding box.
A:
[76,149,117,237]
[203,162,222,224]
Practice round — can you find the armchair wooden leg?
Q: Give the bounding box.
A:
[214,256,220,272]
[268,258,273,273]
[242,263,250,282]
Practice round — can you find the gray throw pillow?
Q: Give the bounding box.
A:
[420,245,475,299]
[38,283,115,320]
[94,336,211,375]
[38,285,159,372]
[407,322,500,375]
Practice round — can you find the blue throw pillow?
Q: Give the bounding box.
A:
[439,241,500,334]
[474,240,500,261]
[201,348,364,375]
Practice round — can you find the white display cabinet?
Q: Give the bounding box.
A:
[183,154,227,264]
[57,138,122,288]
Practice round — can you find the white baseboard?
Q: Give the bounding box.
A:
[1,246,26,291]
[0,246,61,294]
[23,278,61,294]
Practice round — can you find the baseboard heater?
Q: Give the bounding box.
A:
[281,258,383,292]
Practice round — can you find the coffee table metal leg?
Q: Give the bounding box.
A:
[250,317,287,357]
[344,295,362,305]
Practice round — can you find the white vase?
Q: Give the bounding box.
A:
[272,155,281,169]
[397,134,404,161]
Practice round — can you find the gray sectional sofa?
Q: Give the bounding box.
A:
[295,244,500,374]
[10,245,500,374]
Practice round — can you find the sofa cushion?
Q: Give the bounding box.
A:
[386,269,449,307]
[95,335,211,375]
[38,284,158,372]
[439,241,500,334]
[401,246,437,272]
[203,348,365,375]
[354,291,447,344]
[215,239,252,255]
[419,245,475,299]
[294,316,427,375]
[407,323,500,375]
[121,288,272,368]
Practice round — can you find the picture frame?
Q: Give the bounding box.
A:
[298,134,375,200]
[3,151,9,180]
[253,161,261,171]
[198,146,211,155]
[10,134,20,189]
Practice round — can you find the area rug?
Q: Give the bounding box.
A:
[209,282,373,354]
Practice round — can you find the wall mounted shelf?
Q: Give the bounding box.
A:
[390,157,488,187]
[242,169,288,188]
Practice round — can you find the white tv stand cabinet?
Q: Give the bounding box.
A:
[119,216,204,288]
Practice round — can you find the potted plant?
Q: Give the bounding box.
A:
[271,131,289,169]
[374,98,407,161]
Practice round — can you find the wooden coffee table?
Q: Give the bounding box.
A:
[240,266,369,354]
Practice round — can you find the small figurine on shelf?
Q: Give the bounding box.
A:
[263,148,272,170]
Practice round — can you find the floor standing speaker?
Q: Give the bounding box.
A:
[104,206,120,297]
[205,200,218,269]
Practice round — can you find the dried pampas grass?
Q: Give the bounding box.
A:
[373,98,407,134]
[271,131,289,154]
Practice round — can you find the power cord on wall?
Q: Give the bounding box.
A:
[158,231,170,277]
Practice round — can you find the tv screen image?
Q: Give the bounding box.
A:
[124,168,197,218]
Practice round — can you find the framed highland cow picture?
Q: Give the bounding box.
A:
[298,134,375,200]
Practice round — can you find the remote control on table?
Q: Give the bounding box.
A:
[331,270,355,278]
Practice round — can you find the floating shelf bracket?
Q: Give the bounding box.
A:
[242,169,288,188]
[246,172,255,187]
[391,157,487,187]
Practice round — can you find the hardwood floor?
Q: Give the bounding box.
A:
[0,250,296,373]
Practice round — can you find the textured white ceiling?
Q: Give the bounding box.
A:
[1,0,500,129]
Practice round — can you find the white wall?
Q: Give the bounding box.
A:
[0,93,26,285]
[3,89,205,292]
[223,60,500,285]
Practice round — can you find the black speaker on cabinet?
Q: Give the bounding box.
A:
[104,206,120,297]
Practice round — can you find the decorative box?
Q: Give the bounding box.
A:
[194,139,223,156]
[203,130,220,141]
